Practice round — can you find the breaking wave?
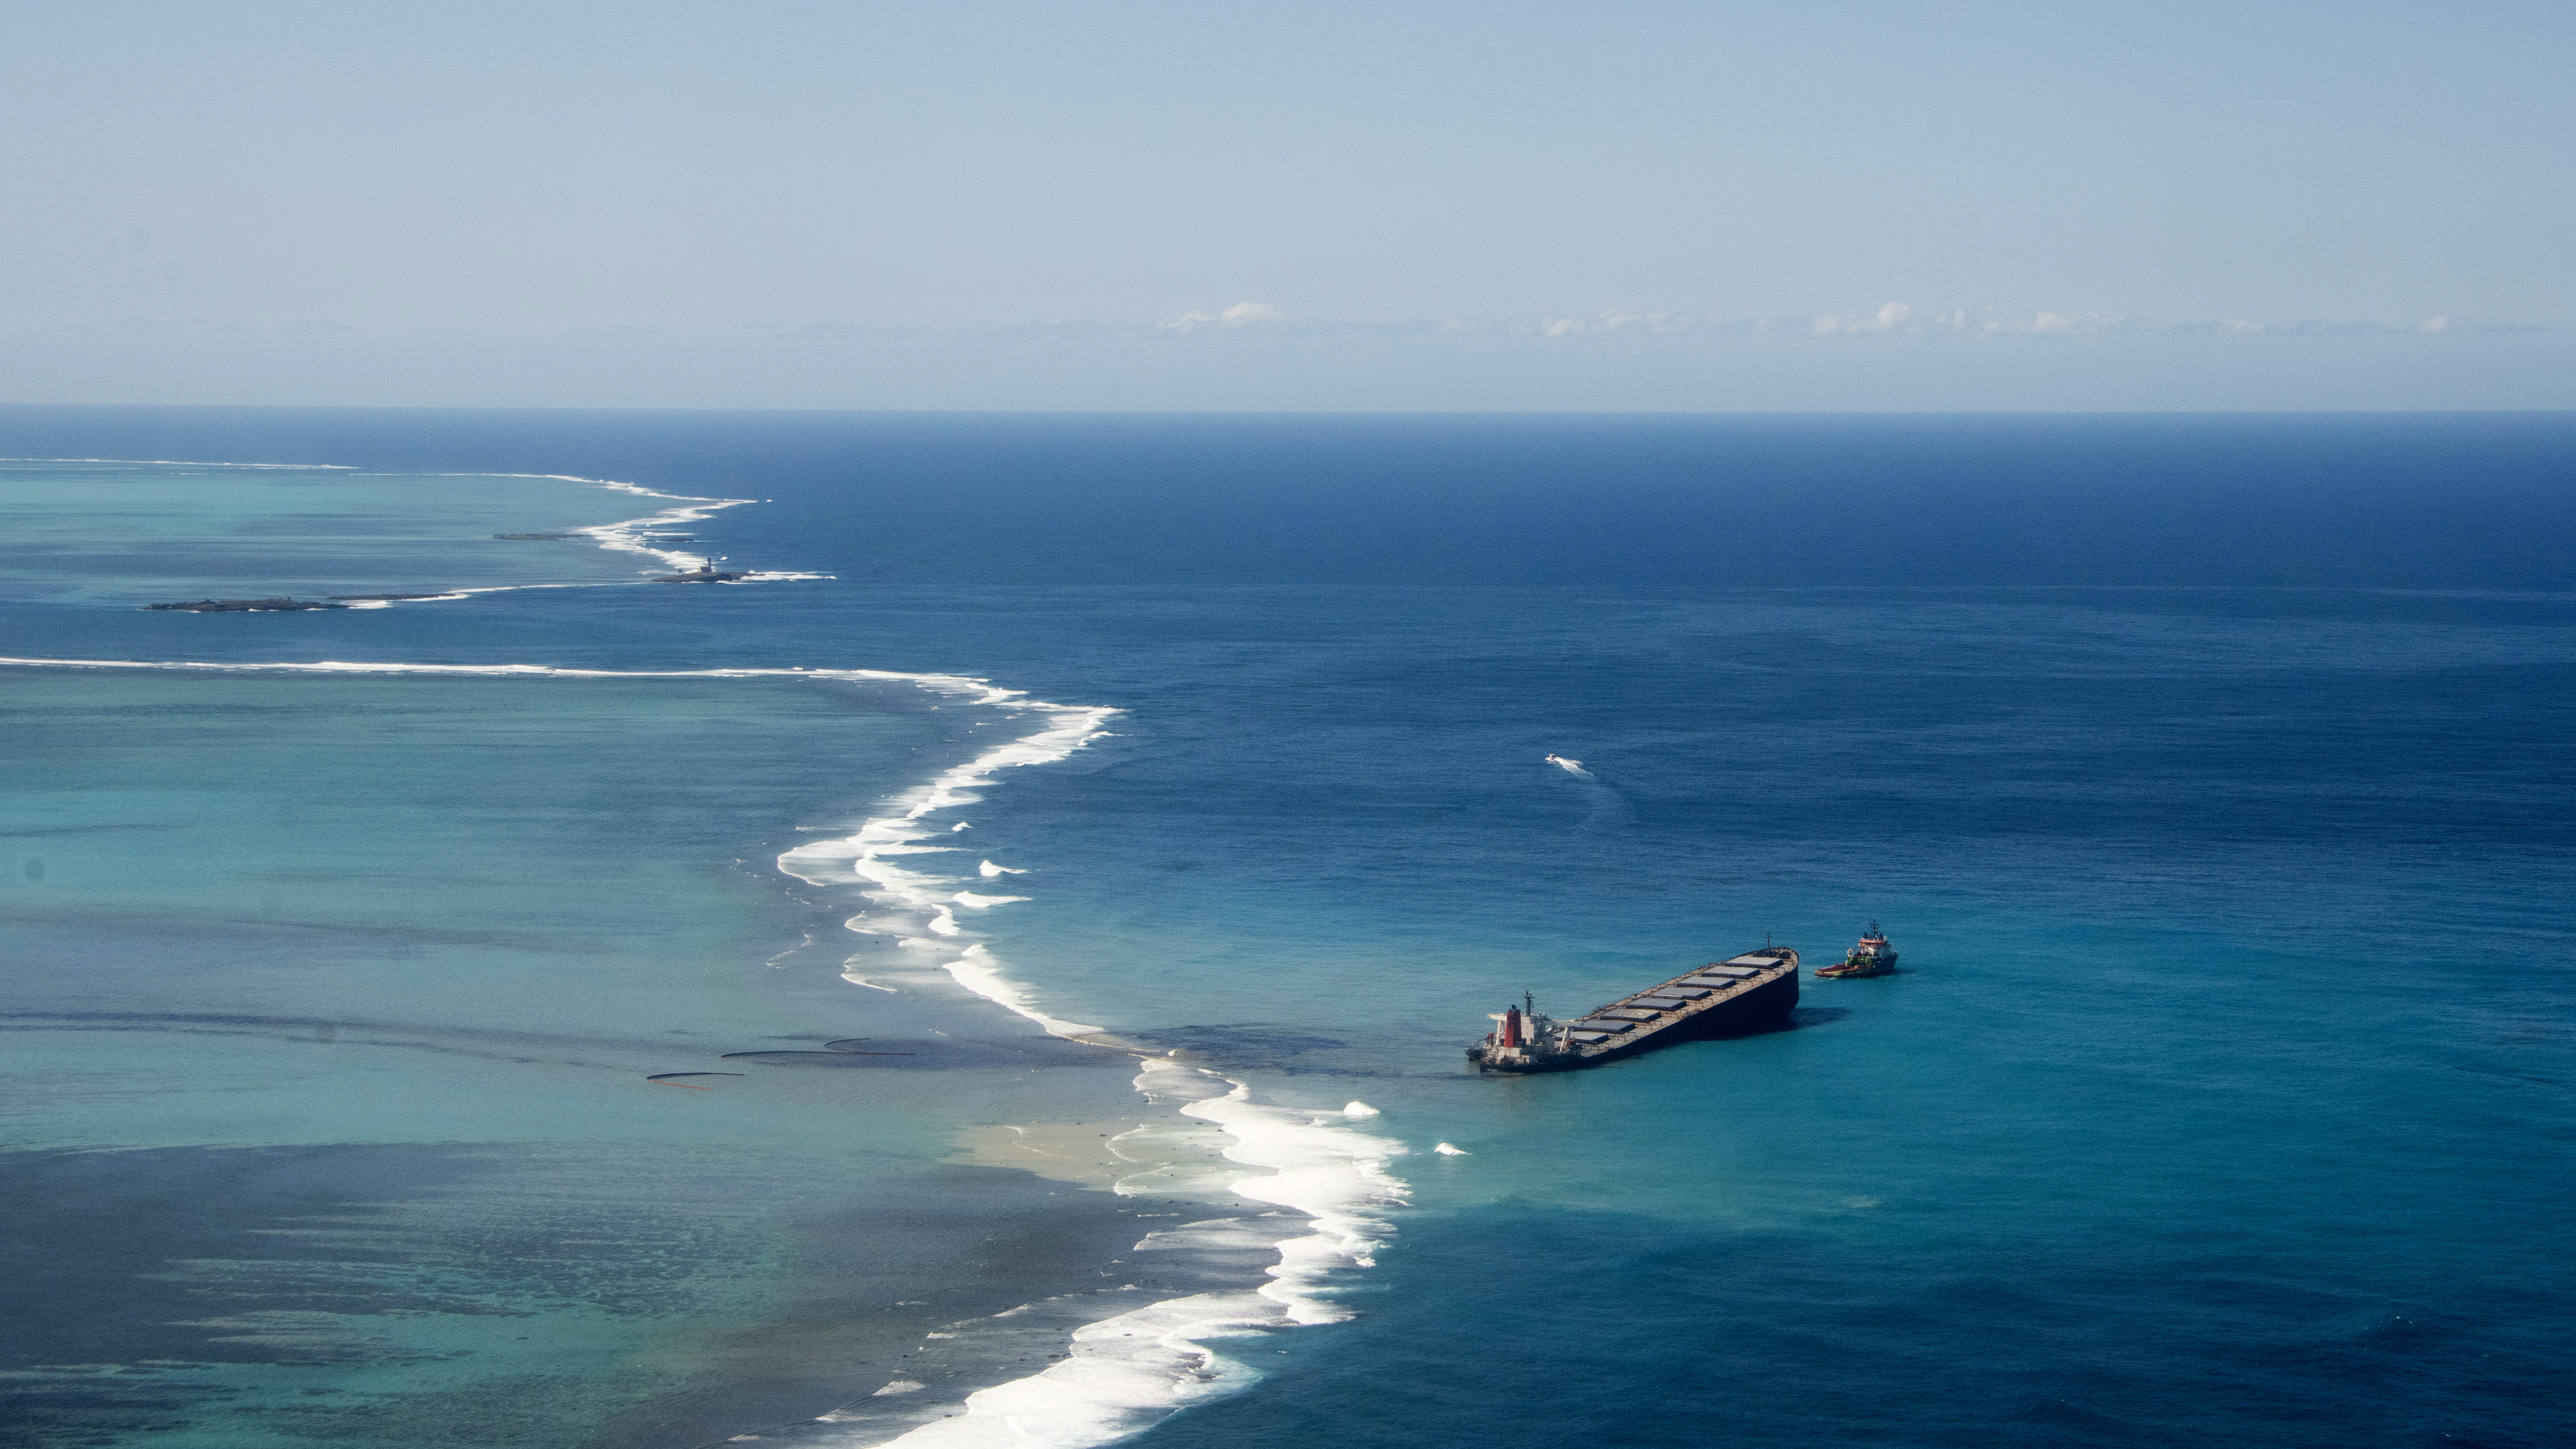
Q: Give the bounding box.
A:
[466,471,832,590]
[810,1058,1408,1449]
[773,694,1120,1038]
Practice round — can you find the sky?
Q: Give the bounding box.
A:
[4,1,2571,410]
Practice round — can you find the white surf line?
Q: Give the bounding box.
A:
[418,472,833,591]
[1157,1062,1407,1329]
[15,459,827,601]
[0,657,1000,689]
[776,698,1121,1038]
[482,472,767,576]
[0,456,359,470]
[333,581,671,609]
[854,1059,1408,1449]
[0,653,1106,1036]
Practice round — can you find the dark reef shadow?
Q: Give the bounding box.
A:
[712,1035,1114,1071]
[2,1008,681,1070]
[1119,1024,1351,1072]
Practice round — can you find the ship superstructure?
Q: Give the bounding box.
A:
[1814,922,1898,978]
[1468,948,1800,1074]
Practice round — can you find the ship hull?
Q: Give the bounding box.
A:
[1472,966,1800,1074]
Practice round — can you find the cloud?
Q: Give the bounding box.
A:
[693,306,2562,347]
[1162,301,1285,331]
[1811,302,1923,334]
[1517,305,2170,339]
[1530,306,2544,340]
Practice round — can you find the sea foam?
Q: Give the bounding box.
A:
[772,695,1120,1038]
[494,471,832,587]
[828,1058,1407,1448]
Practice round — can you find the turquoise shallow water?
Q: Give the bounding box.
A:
[3,665,1157,1445]
[0,459,676,606]
[3,410,2572,1449]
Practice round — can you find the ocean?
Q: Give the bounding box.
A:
[2,408,2571,1449]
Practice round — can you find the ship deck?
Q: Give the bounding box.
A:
[1474,949,1801,1072]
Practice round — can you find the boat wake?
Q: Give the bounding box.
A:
[1543,751,1638,832]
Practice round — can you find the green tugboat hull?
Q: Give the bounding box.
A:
[1816,921,1899,978]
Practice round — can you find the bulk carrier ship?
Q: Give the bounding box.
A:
[1467,947,1800,1074]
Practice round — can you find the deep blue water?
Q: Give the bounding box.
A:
[3,408,2571,1449]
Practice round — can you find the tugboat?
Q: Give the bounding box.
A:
[1814,922,1898,978]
